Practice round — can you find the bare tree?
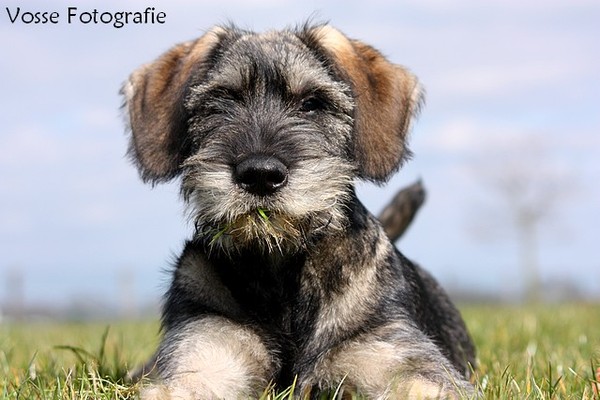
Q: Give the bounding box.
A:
[470,133,573,302]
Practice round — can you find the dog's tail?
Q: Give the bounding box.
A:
[378,179,426,242]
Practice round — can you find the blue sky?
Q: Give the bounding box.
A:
[1,0,599,311]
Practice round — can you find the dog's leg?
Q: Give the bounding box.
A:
[307,322,474,400]
[140,316,276,400]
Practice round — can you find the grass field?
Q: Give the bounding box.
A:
[1,304,599,399]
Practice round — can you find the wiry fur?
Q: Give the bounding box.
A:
[122,23,476,399]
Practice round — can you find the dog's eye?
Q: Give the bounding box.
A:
[299,97,325,113]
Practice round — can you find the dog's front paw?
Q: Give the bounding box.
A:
[405,379,476,400]
[140,384,194,400]
[139,379,264,400]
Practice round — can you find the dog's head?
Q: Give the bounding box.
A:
[122,24,423,254]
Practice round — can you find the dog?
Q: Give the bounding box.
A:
[122,23,476,399]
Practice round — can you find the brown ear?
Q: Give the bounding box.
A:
[121,27,225,183]
[310,26,424,182]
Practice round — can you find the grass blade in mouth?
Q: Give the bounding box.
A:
[209,224,230,247]
[257,207,270,222]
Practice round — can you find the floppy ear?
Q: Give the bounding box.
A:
[121,27,225,183]
[309,26,424,183]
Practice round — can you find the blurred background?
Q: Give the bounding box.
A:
[1,0,598,321]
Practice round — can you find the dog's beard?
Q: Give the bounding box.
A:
[182,157,355,255]
[196,210,329,255]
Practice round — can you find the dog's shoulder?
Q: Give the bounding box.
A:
[163,240,242,327]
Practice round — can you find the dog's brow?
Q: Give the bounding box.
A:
[208,85,245,101]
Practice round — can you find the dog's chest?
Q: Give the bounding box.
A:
[212,252,323,378]
[214,252,316,327]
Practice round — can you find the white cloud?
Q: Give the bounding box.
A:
[73,202,120,227]
[420,116,600,164]
[432,62,583,98]
[420,118,483,153]
[0,211,34,236]
[402,0,599,12]
[0,119,121,170]
[81,106,120,130]
[419,117,526,155]
[0,126,62,167]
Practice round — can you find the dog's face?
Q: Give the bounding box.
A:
[122,25,422,254]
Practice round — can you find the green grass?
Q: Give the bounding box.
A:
[0,320,158,399]
[1,304,599,399]
[464,303,600,399]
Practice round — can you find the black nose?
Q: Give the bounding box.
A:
[233,155,288,196]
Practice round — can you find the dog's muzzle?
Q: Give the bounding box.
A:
[233,154,288,197]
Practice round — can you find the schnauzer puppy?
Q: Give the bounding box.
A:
[122,23,476,399]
